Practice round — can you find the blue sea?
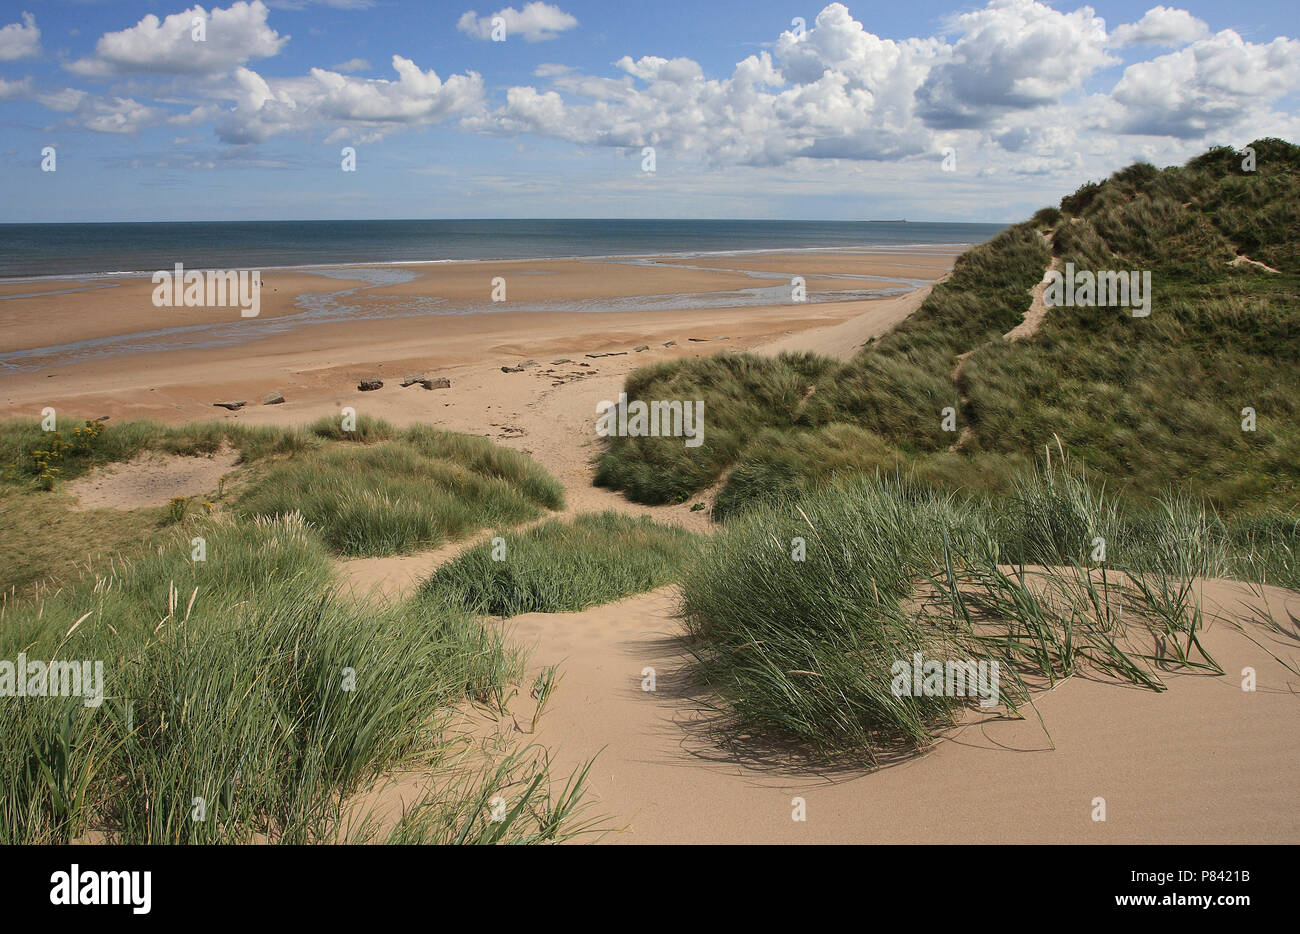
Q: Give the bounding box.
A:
[0,219,1003,280]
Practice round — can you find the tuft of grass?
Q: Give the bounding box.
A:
[0,514,594,844]
[681,454,1285,763]
[593,351,838,504]
[421,512,699,617]
[681,477,981,760]
[236,439,558,557]
[0,416,565,579]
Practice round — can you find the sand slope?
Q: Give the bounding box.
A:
[508,582,1299,844]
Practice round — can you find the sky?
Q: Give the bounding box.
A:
[0,0,1296,223]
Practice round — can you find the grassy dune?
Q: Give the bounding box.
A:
[0,416,602,843]
[421,511,700,617]
[596,140,1300,762]
[683,460,1296,761]
[0,513,601,843]
[0,415,564,591]
[596,139,1300,520]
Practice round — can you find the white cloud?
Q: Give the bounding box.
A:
[466,0,1298,176]
[1110,6,1209,47]
[0,76,34,99]
[68,1,287,77]
[215,55,485,143]
[0,11,40,61]
[466,4,942,165]
[457,3,577,42]
[332,57,370,73]
[1111,29,1300,137]
[533,63,573,78]
[76,97,164,134]
[11,0,1299,197]
[916,0,1115,129]
[37,87,89,112]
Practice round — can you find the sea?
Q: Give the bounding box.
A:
[0,219,1004,280]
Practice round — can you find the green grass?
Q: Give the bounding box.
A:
[0,416,566,590]
[0,488,165,596]
[0,416,597,842]
[681,459,1267,762]
[235,438,559,557]
[420,511,700,617]
[594,139,1300,523]
[592,351,837,504]
[0,512,599,844]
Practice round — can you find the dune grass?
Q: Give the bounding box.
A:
[0,415,566,591]
[235,438,558,557]
[592,351,837,504]
[594,139,1300,524]
[0,488,165,596]
[421,511,699,617]
[681,456,1277,763]
[0,413,594,843]
[0,512,600,844]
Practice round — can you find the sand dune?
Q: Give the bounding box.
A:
[10,245,1298,845]
[505,581,1299,844]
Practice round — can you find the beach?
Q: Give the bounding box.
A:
[0,247,956,425]
[4,239,1298,846]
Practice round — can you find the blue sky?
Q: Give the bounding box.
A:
[0,0,1296,222]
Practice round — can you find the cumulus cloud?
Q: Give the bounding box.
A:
[467,0,1297,172]
[1110,6,1209,47]
[332,57,370,72]
[14,0,1300,186]
[915,0,1115,129]
[0,76,34,99]
[1110,29,1300,137]
[214,55,485,143]
[466,4,943,165]
[68,1,287,76]
[74,97,164,134]
[0,11,41,61]
[457,3,577,42]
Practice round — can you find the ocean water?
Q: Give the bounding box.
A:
[0,219,1004,280]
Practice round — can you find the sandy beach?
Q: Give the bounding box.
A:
[0,249,947,423]
[5,244,1298,846]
